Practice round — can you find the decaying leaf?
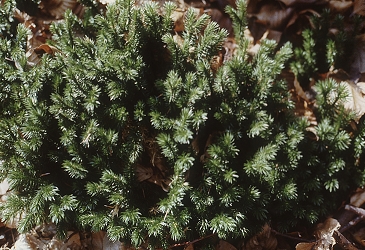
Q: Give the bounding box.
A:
[185,243,194,250]
[350,188,365,207]
[353,0,365,16]
[341,81,365,120]
[352,227,365,248]
[171,9,186,32]
[12,234,38,250]
[0,179,9,199]
[333,230,359,250]
[171,7,203,33]
[99,0,117,4]
[10,230,130,250]
[243,224,277,250]
[0,178,21,229]
[296,218,340,250]
[135,164,154,182]
[215,239,237,250]
[205,8,233,35]
[27,44,60,66]
[278,0,323,7]
[350,34,365,81]
[39,0,78,18]
[34,223,57,239]
[328,0,353,14]
[296,242,316,250]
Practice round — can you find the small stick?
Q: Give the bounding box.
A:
[333,230,359,250]
[168,233,216,249]
[271,230,313,243]
[339,216,363,233]
[344,205,365,218]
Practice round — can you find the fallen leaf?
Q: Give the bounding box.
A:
[244,224,277,250]
[101,232,123,250]
[27,44,60,66]
[12,234,38,250]
[333,230,359,250]
[350,188,365,207]
[328,0,353,14]
[135,165,154,182]
[185,243,194,250]
[279,0,323,7]
[99,0,117,4]
[296,242,316,250]
[352,0,365,16]
[205,8,233,35]
[341,81,365,120]
[296,218,340,250]
[350,34,365,81]
[248,2,295,42]
[171,9,185,32]
[352,227,365,247]
[0,179,9,197]
[215,240,236,250]
[39,0,78,18]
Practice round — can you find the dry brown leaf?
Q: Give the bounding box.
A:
[285,8,320,32]
[350,188,365,207]
[352,227,365,247]
[255,5,294,30]
[243,224,277,250]
[27,44,60,66]
[135,163,171,191]
[99,232,123,250]
[333,230,359,250]
[353,0,365,16]
[146,173,171,192]
[135,165,154,182]
[314,218,340,250]
[205,8,233,35]
[33,44,59,55]
[279,0,323,7]
[266,30,282,43]
[99,0,116,4]
[12,234,39,250]
[39,0,78,18]
[215,239,236,250]
[284,69,317,125]
[11,230,84,250]
[171,9,185,32]
[34,223,57,239]
[341,81,365,120]
[296,218,340,250]
[350,34,365,81]
[296,242,316,250]
[0,179,9,197]
[248,2,294,42]
[328,0,353,14]
[185,243,194,250]
[171,7,203,33]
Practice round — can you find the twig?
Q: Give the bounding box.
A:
[63,231,78,243]
[339,205,365,233]
[339,216,363,233]
[271,230,313,243]
[167,233,216,249]
[344,205,365,218]
[333,230,359,250]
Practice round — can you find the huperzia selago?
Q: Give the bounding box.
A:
[0,0,364,248]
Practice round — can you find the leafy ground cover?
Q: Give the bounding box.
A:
[1,0,365,249]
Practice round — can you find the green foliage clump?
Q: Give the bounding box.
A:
[0,0,365,248]
[291,9,361,88]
